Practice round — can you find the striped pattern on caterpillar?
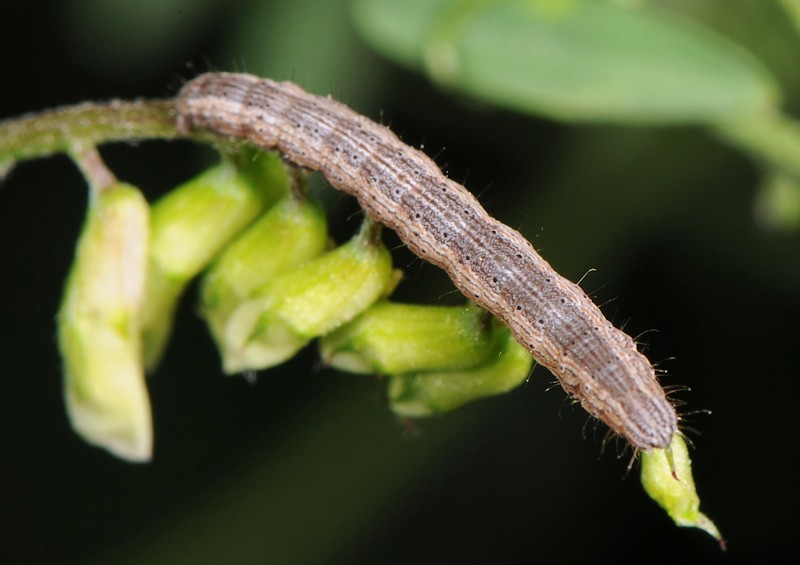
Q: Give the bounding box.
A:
[175,72,677,450]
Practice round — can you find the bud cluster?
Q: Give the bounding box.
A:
[58,147,534,462]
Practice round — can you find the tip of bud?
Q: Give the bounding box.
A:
[641,434,722,546]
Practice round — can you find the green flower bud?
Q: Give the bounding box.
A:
[641,434,724,545]
[320,301,493,374]
[201,192,329,365]
[57,183,152,462]
[221,219,396,373]
[141,150,288,369]
[388,324,533,417]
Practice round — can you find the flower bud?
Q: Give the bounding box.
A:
[641,434,723,545]
[388,324,533,417]
[320,301,493,374]
[57,182,152,461]
[222,219,396,373]
[141,150,288,369]
[201,192,329,366]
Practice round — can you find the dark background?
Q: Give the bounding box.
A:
[1,1,798,563]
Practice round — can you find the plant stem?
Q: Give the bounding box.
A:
[1,100,178,168]
[70,144,118,195]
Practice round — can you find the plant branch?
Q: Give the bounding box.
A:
[1,100,176,164]
[0,99,237,178]
[70,143,118,195]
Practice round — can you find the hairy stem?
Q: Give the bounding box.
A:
[0,99,236,178]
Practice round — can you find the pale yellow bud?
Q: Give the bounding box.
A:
[58,183,152,462]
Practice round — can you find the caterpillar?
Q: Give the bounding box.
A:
[175,72,677,450]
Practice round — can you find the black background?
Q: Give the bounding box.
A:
[1,1,799,563]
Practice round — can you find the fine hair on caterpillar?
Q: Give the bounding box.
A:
[175,72,678,450]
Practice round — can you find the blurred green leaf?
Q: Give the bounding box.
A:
[352,0,778,123]
[778,0,800,34]
[755,169,800,230]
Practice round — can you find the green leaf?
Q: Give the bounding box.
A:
[353,0,778,123]
[754,169,800,230]
[778,0,800,34]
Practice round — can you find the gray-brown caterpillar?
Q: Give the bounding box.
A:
[176,72,677,450]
